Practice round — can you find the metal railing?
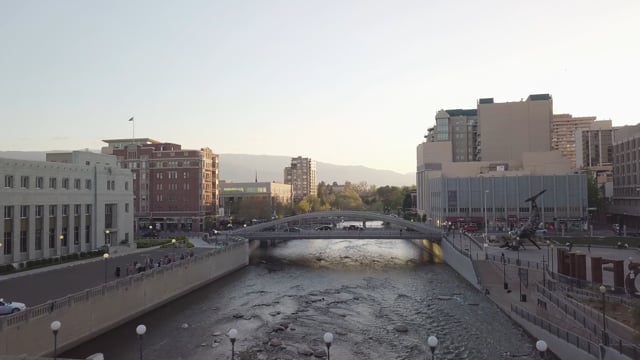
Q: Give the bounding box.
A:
[511,303,601,358]
[537,284,640,359]
[0,240,246,331]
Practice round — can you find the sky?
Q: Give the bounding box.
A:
[1,0,639,174]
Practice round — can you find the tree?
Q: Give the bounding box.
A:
[334,188,364,210]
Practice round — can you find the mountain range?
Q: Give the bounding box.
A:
[0,151,415,187]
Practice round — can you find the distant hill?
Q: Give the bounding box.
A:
[0,151,415,187]
[220,154,415,186]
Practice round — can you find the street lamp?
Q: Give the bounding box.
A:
[171,239,176,261]
[549,244,554,274]
[59,235,64,263]
[104,230,110,247]
[502,253,508,290]
[427,335,438,360]
[600,285,608,345]
[535,339,547,359]
[483,242,488,260]
[324,332,333,360]
[103,253,109,284]
[136,324,146,360]
[484,190,489,241]
[50,320,61,360]
[228,328,237,360]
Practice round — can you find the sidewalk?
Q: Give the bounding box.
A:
[0,245,157,281]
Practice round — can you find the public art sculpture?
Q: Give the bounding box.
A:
[500,189,545,250]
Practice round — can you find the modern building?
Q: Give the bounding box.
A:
[430,109,479,162]
[575,121,615,197]
[609,124,640,231]
[417,94,588,231]
[1,151,133,266]
[220,181,291,219]
[552,114,597,167]
[102,138,219,233]
[477,94,553,164]
[284,156,317,202]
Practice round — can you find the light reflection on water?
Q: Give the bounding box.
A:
[63,239,542,360]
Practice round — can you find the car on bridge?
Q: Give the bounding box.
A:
[0,298,26,315]
[344,225,363,231]
[315,225,333,231]
[284,227,303,232]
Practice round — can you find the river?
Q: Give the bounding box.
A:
[64,238,545,359]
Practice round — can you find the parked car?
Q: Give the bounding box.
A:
[284,227,302,232]
[0,299,26,315]
[345,225,363,231]
[315,225,333,231]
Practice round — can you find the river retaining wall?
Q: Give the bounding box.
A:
[0,240,249,357]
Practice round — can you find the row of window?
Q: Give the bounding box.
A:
[4,204,94,219]
[3,226,91,255]
[4,175,93,190]
[3,175,129,192]
[3,203,129,219]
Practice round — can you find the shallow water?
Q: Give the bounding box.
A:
[64,239,543,359]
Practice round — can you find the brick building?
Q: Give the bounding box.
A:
[102,138,218,233]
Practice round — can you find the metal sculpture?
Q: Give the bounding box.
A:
[501,189,545,250]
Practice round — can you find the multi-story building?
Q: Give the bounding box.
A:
[476,94,553,164]
[552,114,597,167]
[430,109,478,162]
[220,181,291,219]
[284,156,317,202]
[102,138,218,233]
[609,124,640,231]
[1,151,133,266]
[575,121,615,198]
[417,94,588,231]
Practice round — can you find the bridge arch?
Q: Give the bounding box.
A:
[232,211,442,240]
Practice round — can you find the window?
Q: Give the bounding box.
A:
[85,179,92,190]
[111,180,115,190]
[49,177,57,189]
[49,229,55,248]
[4,206,13,219]
[107,181,111,190]
[20,175,29,188]
[35,205,43,218]
[36,176,44,189]
[3,232,11,255]
[35,229,42,250]
[49,205,57,217]
[4,175,14,188]
[125,203,129,213]
[74,178,81,190]
[86,204,92,215]
[20,205,29,218]
[20,231,27,253]
[62,205,69,216]
[125,181,129,191]
[74,204,81,216]
[74,226,80,245]
[85,225,91,244]
[61,228,68,246]
[62,178,70,189]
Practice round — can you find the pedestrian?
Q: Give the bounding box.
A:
[587,243,591,253]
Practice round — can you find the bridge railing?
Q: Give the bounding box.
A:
[510,303,601,358]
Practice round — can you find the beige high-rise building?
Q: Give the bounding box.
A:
[552,114,597,167]
[284,157,317,202]
[477,94,553,165]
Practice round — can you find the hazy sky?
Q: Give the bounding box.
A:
[1,0,639,174]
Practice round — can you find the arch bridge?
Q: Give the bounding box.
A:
[230,211,443,241]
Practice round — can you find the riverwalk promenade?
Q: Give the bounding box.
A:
[449,231,640,360]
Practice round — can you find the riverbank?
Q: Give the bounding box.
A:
[0,240,249,358]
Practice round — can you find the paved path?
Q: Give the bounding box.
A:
[0,245,211,308]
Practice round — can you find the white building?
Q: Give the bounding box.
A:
[0,151,133,266]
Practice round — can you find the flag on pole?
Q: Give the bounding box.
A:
[128,117,134,122]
